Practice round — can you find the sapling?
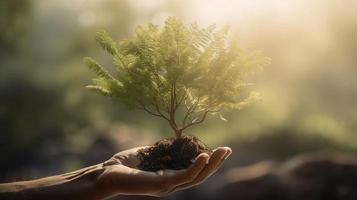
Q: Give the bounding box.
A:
[84,17,269,171]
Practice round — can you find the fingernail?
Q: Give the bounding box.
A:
[194,153,209,164]
[203,154,210,164]
[224,151,232,160]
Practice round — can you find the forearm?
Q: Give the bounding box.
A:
[0,164,107,200]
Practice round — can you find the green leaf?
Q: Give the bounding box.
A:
[83,57,114,80]
[95,30,118,56]
[85,85,112,97]
[219,114,228,122]
[233,91,262,110]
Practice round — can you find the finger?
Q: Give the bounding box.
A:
[168,153,209,187]
[151,153,208,196]
[101,154,209,197]
[193,147,230,181]
[173,147,230,191]
[112,146,151,160]
[103,157,121,167]
[212,147,232,172]
[112,146,151,168]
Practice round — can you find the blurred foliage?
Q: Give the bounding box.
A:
[0,0,140,180]
[0,0,357,182]
[0,0,32,50]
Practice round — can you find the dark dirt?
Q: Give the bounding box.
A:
[137,135,212,171]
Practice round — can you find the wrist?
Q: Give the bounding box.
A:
[59,164,106,200]
[94,164,123,200]
[0,164,106,200]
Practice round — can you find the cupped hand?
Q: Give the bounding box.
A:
[95,146,232,198]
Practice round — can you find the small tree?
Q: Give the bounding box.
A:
[84,17,269,138]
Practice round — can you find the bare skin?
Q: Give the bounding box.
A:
[0,146,232,200]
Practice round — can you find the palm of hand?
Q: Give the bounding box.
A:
[97,146,231,197]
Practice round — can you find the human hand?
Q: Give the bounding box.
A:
[95,146,232,198]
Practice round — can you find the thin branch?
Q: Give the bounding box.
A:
[167,82,180,135]
[142,106,162,117]
[182,96,201,126]
[179,109,220,132]
[139,99,170,122]
[180,110,210,131]
[175,88,187,110]
[171,82,179,112]
[170,84,175,113]
[153,98,170,121]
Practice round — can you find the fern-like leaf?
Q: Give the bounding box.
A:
[83,57,114,80]
[85,85,112,97]
[95,30,118,56]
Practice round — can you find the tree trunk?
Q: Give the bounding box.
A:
[175,129,182,138]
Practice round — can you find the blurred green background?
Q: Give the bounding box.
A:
[1,0,357,186]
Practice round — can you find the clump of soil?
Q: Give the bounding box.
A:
[137,135,211,171]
